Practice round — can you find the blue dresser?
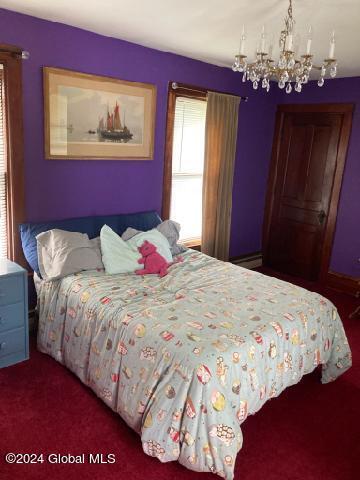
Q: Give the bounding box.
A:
[0,259,28,368]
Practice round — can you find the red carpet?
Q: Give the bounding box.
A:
[1,271,359,480]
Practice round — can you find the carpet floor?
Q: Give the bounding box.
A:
[1,269,359,480]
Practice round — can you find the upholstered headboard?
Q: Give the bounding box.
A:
[19,210,162,274]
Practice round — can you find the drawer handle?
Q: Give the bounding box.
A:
[0,342,6,350]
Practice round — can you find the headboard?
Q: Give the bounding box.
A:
[19,210,162,274]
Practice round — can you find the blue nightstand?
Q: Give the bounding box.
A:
[0,259,28,368]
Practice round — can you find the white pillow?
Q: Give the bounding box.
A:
[100,225,173,275]
[100,224,139,274]
[36,229,103,280]
[127,229,173,262]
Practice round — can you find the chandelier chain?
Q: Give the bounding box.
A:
[288,0,293,22]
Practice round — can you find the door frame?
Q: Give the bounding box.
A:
[262,103,354,283]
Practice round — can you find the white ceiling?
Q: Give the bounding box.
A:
[1,0,360,77]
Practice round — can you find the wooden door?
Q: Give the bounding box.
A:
[263,104,353,281]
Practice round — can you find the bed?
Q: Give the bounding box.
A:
[20,211,352,480]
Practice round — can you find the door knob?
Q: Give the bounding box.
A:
[318,210,326,224]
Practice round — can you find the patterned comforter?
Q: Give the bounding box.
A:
[37,250,352,479]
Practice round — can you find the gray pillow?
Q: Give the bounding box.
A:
[36,229,103,280]
[122,220,186,255]
[121,227,140,242]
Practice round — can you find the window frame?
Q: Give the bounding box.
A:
[162,82,207,248]
[0,45,25,265]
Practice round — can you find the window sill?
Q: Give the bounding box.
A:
[180,238,201,250]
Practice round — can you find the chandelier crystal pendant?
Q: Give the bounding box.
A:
[232,0,338,93]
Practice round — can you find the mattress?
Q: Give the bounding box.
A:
[36,249,352,479]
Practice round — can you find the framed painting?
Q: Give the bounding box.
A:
[43,67,156,160]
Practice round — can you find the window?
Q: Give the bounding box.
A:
[0,64,7,257]
[162,85,207,245]
[171,97,207,242]
[0,46,25,264]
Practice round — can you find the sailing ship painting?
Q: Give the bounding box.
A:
[45,67,156,159]
[63,89,143,145]
[53,83,145,146]
[98,102,133,142]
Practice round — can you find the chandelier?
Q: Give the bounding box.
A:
[231,0,338,93]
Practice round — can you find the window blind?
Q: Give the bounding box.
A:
[170,96,207,241]
[0,64,7,258]
[172,97,207,175]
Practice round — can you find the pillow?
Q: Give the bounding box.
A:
[20,211,162,275]
[100,224,140,274]
[157,220,186,255]
[100,225,173,275]
[122,220,186,255]
[121,227,140,241]
[36,229,103,280]
[127,229,173,262]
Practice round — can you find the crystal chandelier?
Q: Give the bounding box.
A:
[231,0,338,93]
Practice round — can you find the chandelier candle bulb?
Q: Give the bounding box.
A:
[260,25,266,52]
[268,43,273,59]
[285,34,293,51]
[240,25,246,50]
[239,25,246,55]
[240,41,245,56]
[306,26,312,54]
[329,31,335,59]
[294,35,300,57]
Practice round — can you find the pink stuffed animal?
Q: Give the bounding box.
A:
[135,240,181,277]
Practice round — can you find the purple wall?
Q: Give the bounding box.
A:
[0,8,275,260]
[0,9,357,277]
[276,77,360,277]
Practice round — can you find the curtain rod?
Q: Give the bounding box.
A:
[171,82,248,102]
[0,45,30,59]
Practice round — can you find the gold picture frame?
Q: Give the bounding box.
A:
[43,67,156,160]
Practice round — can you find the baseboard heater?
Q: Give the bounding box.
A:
[230,252,262,269]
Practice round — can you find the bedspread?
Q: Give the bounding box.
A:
[37,250,351,479]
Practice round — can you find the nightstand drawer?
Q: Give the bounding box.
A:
[0,327,25,359]
[0,275,24,306]
[0,303,24,333]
